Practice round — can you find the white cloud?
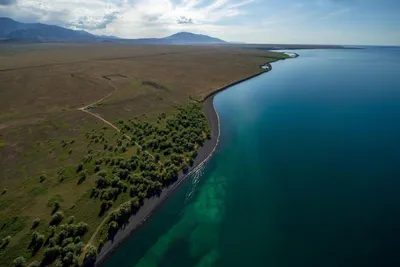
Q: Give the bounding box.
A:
[0,0,254,38]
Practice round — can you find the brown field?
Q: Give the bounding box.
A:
[0,43,286,266]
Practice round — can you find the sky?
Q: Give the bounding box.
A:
[0,0,399,45]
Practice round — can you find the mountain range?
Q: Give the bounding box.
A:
[0,17,226,44]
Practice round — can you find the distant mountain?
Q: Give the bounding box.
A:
[7,27,95,42]
[0,17,226,44]
[97,34,120,40]
[0,17,95,42]
[0,17,27,38]
[162,32,225,44]
[106,32,226,45]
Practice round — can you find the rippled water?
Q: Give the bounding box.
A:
[103,48,400,267]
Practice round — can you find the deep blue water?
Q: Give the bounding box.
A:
[103,47,400,267]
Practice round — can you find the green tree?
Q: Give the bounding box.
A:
[67,216,75,224]
[97,170,107,178]
[75,222,89,236]
[108,221,119,234]
[61,251,78,266]
[84,245,98,263]
[1,236,11,248]
[47,225,57,238]
[52,201,60,214]
[49,211,64,226]
[13,256,25,267]
[28,261,40,267]
[94,165,101,172]
[76,163,83,173]
[31,218,40,229]
[30,231,44,251]
[39,174,46,183]
[78,170,87,184]
[43,246,61,265]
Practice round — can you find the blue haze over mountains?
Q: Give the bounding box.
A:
[0,17,226,44]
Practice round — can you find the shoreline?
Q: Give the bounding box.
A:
[95,52,297,266]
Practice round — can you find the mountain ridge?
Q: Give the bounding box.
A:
[0,17,226,44]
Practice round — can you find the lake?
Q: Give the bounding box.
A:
[102,47,400,267]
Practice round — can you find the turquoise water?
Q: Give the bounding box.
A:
[103,48,400,267]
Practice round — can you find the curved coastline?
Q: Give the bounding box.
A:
[95,53,297,266]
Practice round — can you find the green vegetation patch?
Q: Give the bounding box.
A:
[0,103,209,266]
[0,216,28,239]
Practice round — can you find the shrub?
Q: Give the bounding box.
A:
[52,201,60,214]
[94,165,101,172]
[78,170,87,185]
[28,261,40,267]
[61,237,74,247]
[76,163,83,173]
[75,222,89,236]
[90,188,100,199]
[1,236,11,248]
[13,256,25,267]
[61,251,78,266]
[43,246,61,264]
[60,224,75,238]
[61,140,67,147]
[30,231,44,252]
[100,201,113,215]
[67,216,75,224]
[97,170,107,178]
[130,197,140,211]
[48,237,56,247]
[49,211,64,226]
[108,221,119,234]
[31,231,44,247]
[75,241,84,254]
[96,176,110,189]
[39,174,46,183]
[32,218,40,229]
[84,245,98,263]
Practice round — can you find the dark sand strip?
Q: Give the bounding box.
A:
[95,95,220,265]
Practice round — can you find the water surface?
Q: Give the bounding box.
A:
[103,48,400,267]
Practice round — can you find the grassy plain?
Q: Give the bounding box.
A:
[0,43,287,266]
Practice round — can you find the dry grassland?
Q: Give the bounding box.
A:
[0,43,286,266]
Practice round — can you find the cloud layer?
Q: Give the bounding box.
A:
[0,0,254,38]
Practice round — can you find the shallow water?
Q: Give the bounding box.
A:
[103,48,400,267]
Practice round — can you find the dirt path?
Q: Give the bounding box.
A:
[78,80,126,134]
[78,80,128,135]
[77,81,161,164]
[78,80,160,258]
[79,81,118,111]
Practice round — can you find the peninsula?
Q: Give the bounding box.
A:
[0,41,290,267]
